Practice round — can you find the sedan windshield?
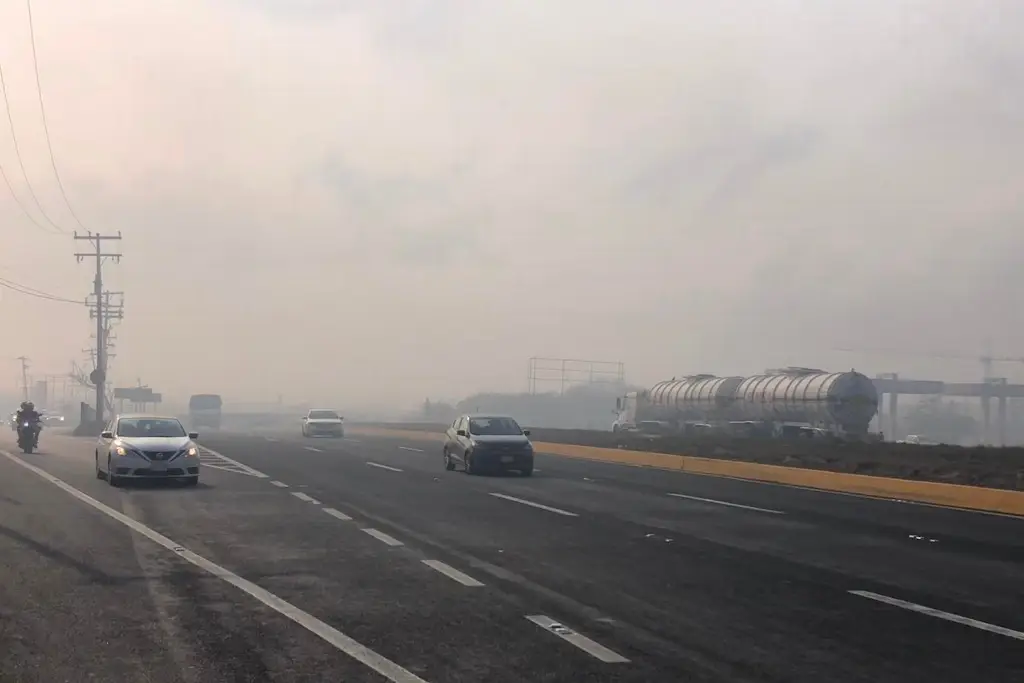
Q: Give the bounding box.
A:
[309,410,340,420]
[117,418,187,438]
[468,417,523,435]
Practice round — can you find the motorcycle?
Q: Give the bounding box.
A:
[17,420,41,454]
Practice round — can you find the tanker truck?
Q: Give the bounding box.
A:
[614,367,879,439]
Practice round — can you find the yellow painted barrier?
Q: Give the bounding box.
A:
[346,426,1024,516]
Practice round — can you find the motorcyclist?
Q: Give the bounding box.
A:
[15,401,42,446]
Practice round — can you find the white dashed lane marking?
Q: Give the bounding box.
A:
[525,615,629,663]
[198,447,268,478]
[422,560,484,587]
[270,480,289,488]
[362,528,404,547]
[489,493,578,517]
[304,446,322,453]
[291,492,320,504]
[367,462,403,472]
[850,590,1024,641]
[398,446,424,453]
[666,492,783,515]
[323,507,353,521]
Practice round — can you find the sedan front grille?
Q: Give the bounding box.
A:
[144,451,176,461]
[480,443,530,452]
[134,468,185,476]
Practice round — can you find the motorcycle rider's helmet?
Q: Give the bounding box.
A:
[25,401,34,410]
[20,401,29,410]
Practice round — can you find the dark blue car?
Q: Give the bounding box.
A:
[443,414,534,476]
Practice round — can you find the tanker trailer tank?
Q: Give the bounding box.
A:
[648,375,744,424]
[733,369,879,433]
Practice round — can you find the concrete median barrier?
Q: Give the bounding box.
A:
[347,424,1024,516]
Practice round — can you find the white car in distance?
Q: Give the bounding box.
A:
[301,409,345,438]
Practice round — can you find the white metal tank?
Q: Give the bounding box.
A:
[648,375,745,421]
[733,369,878,432]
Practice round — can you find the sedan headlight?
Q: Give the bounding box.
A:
[113,441,142,458]
[184,446,199,457]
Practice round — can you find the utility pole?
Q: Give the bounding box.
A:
[88,292,122,418]
[74,232,122,424]
[16,356,29,401]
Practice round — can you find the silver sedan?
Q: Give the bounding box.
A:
[95,414,202,486]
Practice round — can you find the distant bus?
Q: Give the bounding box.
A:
[188,394,223,430]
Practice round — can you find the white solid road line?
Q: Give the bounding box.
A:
[367,462,403,472]
[291,492,320,504]
[489,493,579,517]
[0,450,429,683]
[421,560,484,587]
[666,492,784,515]
[398,446,424,453]
[362,528,404,546]
[850,590,1024,641]
[304,446,322,453]
[199,447,269,478]
[264,437,278,442]
[323,507,353,521]
[525,615,629,663]
[270,480,289,488]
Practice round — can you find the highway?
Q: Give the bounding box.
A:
[2,428,1023,682]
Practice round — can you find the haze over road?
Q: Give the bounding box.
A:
[2,428,1022,682]
[4,3,1024,678]
[5,1,1024,406]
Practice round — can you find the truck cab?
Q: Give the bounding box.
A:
[613,393,638,432]
[188,394,223,430]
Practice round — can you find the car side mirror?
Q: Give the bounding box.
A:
[302,417,308,421]
[189,431,199,440]
[523,430,531,436]
[100,431,113,439]
[456,429,467,437]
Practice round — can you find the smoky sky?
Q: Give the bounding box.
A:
[1,0,1022,409]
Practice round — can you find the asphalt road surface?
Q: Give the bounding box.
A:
[2,428,1023,682]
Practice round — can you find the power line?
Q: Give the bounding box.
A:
[0,153,53,233]
[0,274,82,304]
[0,60,62,234]
[24,0,85,232]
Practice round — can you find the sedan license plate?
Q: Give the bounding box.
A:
[500,455,514,463]
[150,460,167,471]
